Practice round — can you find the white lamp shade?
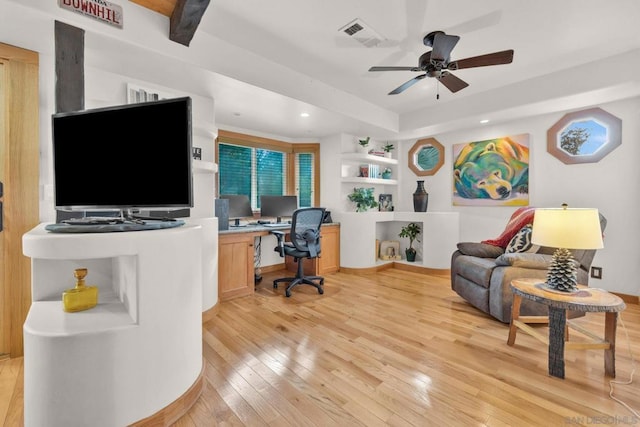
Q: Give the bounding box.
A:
[531,207,604,250]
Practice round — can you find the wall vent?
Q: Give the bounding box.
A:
[338,18,385,48]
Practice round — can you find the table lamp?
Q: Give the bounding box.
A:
[531,204,603,292]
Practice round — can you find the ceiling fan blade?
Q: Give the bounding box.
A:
[389,74,427,95]
[404,0,429,54]
[449,49,514,70]
[438,71,468,93]
[369,66,419,72]
[431,33,460,62]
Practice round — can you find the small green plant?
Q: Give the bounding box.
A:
[382,143,395,153]
[358,136,370,147]
[399,222,421,261]
[347,187,378,212]
[381,167,392,179]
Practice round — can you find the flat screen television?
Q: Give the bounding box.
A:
[260,195,298,223]
[219,194,254,227]
[51,97,193,217]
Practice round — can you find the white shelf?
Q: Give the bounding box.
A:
[193,160,217,174]
[342,177,398,185]
[25,300,135,336]
[341,152,398,165]
[334,211,459,269]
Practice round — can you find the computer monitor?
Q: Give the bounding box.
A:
[220,194,254,227]
[260,195,298,223]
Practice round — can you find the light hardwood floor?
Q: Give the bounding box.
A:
[2,268,639,426]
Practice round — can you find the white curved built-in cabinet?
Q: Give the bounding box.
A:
[334,211,459,269]
[22,224,203,427]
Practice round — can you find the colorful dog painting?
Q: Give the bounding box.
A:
[453,134,530,206]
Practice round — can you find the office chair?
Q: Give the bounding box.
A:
[271,207,326,297]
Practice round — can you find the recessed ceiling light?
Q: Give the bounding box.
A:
[300,112,310,117]
[480,119,490,124]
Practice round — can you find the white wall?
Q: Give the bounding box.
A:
[1,0,220,309]
[3,1,638,295]
[393,96,640,296]
[0,0,217,222]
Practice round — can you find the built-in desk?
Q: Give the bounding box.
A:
[218,223,340,301]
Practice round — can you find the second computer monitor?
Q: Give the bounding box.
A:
[260,195,298,223]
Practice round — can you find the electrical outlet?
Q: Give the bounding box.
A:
[591,266,603,279]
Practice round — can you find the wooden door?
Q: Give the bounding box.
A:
[0,60,6,358]
[0,43,39,358]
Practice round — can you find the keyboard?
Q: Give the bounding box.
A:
[264,223,290,228]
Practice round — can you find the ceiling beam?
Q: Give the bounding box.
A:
[170,0,211,46]
[129,0,175,17]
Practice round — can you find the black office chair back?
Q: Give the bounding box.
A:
[290,207,325,257]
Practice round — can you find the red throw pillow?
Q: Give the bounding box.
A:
[482,207,536,248]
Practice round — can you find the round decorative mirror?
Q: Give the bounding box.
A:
[408,138,444,176]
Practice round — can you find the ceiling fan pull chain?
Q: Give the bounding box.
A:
[436,75,440,100]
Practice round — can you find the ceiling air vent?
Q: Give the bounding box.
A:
[338,18,385,48]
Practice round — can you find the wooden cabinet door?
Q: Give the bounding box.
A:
[218,233,255,301]
[285,225,340,276]
[318,225,340,274]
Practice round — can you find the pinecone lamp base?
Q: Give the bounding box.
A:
[545,247,578,292]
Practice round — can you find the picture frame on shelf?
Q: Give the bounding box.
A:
[127,83,174,104]
[379,240,401,260]
[379,194,393,211]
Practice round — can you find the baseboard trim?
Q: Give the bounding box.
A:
[129,361,205,426]
[612,292,639,305]
[202,305,219,323]
[339,263,450,276]
[260,263,286,273]
[392,263,450,276]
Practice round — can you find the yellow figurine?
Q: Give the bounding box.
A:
[63,268,98,312]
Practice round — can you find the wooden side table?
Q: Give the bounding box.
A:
[507,278,626,379]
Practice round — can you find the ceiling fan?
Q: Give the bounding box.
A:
[368,30,514,97]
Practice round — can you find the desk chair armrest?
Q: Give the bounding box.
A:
[271,230,286,257]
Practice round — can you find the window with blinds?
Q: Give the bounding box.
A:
[217,131,319,210]
[296,152,314,208]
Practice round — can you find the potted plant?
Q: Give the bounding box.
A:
[347,187,378,212]
[399,222,421,262]
[357,136,371,154]
[382,143,395,158]
[381,167,392,179]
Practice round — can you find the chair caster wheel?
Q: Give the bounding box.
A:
[285,290,292,297]
[320,279,324,285]
[273,282,278,289]
[318,287,324,295]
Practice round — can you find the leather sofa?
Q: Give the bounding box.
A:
[450,210,606,323]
